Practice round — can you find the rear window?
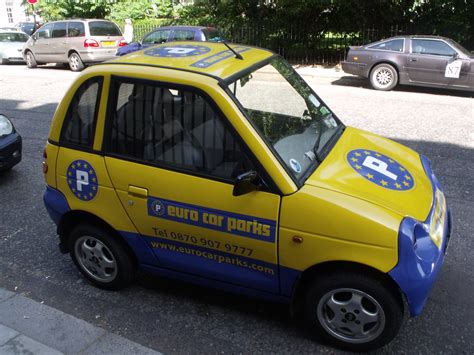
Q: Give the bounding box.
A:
[368,39,404,52]
[0,32,29,42]
[88,21,121,36]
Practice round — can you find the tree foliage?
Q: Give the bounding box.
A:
[107,0,174,22]
[36,0,118,22]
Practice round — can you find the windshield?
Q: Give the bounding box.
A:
[227,57,342,180]
[447,39,473,58]
[0,32,29,42]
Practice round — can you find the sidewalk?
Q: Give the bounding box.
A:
[0,287,161,355]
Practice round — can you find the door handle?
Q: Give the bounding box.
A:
[409,58,417,62]
[128,185,148,198]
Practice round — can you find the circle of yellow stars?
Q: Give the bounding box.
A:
[67,160,98,201]
[347,149,414,191]
[144,45,211,58]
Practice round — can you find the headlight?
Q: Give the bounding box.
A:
[0,114,14,136]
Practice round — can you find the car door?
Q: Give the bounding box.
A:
[49,21,68,62]
[406,38,459,86]
[103,77,281,293]
[30,23,53,62]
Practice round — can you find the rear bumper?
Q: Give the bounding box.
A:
[0,133,22,171]
[78,48,118,63]
[341,61,369,77]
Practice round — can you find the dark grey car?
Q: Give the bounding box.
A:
[342,35,473,91]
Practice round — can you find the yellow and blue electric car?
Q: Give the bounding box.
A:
[43,42,451,351]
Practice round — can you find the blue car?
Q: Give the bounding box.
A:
[116,25,224,56]
[0,113,21,171]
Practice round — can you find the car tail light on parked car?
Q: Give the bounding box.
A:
[84,39,99,48]
[118,39,127,47]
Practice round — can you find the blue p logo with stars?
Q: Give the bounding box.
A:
[347,149,414,191]
[144,45,211,58]
[67,160,98,201]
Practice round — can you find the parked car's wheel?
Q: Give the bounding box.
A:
[68,52,85,72]
[68,224,135,290]
[304,271,403,352]
[25,51,37,68]
[370,63,398,91]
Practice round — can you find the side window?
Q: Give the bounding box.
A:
[368,39,404,52]
[142,30,170,44]
[172,29,195,41]
[68,22,85,37]
[52,22,67,38]
[106,80,254,180]
[60,77,103,148]
[412,39,456,56]
[37,23,53,39]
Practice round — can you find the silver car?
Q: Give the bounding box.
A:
[23,19,125,71]
[0,30,29,64]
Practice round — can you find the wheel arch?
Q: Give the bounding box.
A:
[291,260,404,316]
[57,210,138,267]
[67,49,80,58]
[369,61,401,79]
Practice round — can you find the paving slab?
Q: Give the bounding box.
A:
[0,288,15,302]
[0,324,19,346]
[0,294,106,353]
[0,334,63,355]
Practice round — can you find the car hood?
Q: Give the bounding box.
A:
[305,127,433,221]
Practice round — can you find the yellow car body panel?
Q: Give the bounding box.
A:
[42,41,450,330]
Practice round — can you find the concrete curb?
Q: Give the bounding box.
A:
[0,288,161,354]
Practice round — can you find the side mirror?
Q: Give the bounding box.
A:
[233,170,258,196]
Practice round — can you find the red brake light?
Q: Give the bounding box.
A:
[84,39,99,48]
[118,39,127,47]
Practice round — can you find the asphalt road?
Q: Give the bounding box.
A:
[0,64,473,354]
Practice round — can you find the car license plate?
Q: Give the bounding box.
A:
[101,41,116,47]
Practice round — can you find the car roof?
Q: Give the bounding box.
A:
[158,25,216,31]
[107,41,274,81]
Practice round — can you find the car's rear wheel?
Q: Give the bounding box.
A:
[370,63,398,91]
[68,52,85,72]
[304,271,403,351]
[68,224,135,290]
[25,51,37,68]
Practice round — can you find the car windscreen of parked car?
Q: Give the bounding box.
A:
[0,32,29,42]
[88,21,121,36]
[447,39,473,58]
[202,28,224,42]
[227,57,341,180]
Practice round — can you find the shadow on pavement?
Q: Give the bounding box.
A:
[332,75,474,98]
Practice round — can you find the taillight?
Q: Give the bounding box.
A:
[118,39,127,47]
[84,39,99,48]
[42,147,48,174]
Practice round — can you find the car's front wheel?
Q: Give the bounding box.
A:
[68,224,135,290]
[68,52,85,71]
[370,63,398,91]
[304,271,403,351]
[25,51,37,68]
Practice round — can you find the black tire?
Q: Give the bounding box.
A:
[370,63,398,91]
[68,52,85,72]
[304,271,403,352]
[68,224,136,290]
[25,51,37,68]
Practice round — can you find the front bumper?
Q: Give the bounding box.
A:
[0,133,22,171]
[389,156,451,316]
